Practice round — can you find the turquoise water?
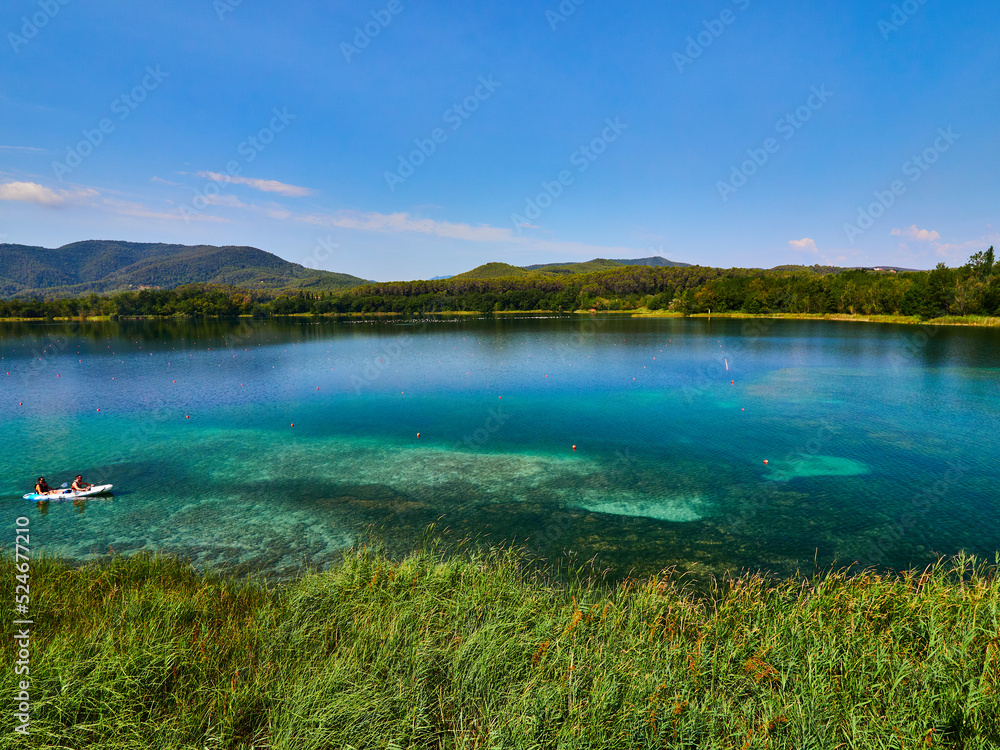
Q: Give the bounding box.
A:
[1,316,998,579]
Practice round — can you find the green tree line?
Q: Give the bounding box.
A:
[2,250,996,320]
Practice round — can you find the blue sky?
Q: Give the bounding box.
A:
[1,0,997,280]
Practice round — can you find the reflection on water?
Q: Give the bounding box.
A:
[1,315,998,580]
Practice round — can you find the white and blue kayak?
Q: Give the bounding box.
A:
[23,484,113,501]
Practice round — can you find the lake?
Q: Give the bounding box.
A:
[1,315,998,580]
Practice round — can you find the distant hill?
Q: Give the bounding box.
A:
[524,258,629,275]
[0,240,368,298]
[451,262,532,280]
[524,256,691,274]
[610,256,692,268]
[446,256,693,280]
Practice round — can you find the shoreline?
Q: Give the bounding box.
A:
[625,310,1000,327]
[3,310,1000,328]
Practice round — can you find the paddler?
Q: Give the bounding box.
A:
[71,475,93,492]
[34,477,60,496]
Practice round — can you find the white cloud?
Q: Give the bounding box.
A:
[788,238,817,251]
[891,225,941,242]
[196,172,314,197]
[0,181,68,205]
[0,181,96,206]
[150,176,182,186]
[0,145,45,153]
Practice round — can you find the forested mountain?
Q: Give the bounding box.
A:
[445,256,693,280]
[0,240,367,297]
[523,256,691,273]
[451,263,533,279]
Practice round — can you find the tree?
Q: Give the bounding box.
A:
[965,247,995,279]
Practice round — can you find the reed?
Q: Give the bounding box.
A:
[2,549,998,748]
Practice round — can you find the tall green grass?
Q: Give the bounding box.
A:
[1,548,998,748]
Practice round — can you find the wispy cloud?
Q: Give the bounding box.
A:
[891,225,940,242]
[932,233,999,259]
[200,194,250,209]
[788,237,817,251]
[197,193,294,220]
[298,209,646,259]
[103,198,229,223]
[196,172,315,197]
[514,236,651,258]
[150,176,183,186]
[0,181,95,206]
[631,229,667,243]
[0,145,45,153]
[300,210,512,242]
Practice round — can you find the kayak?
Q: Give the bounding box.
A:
[22,484,113,501]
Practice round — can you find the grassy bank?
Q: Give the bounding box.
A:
[629,310,1000,327]
[1,549,998,749]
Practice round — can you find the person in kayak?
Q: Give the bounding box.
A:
[34,477,60,496]
[71,475,93,492]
